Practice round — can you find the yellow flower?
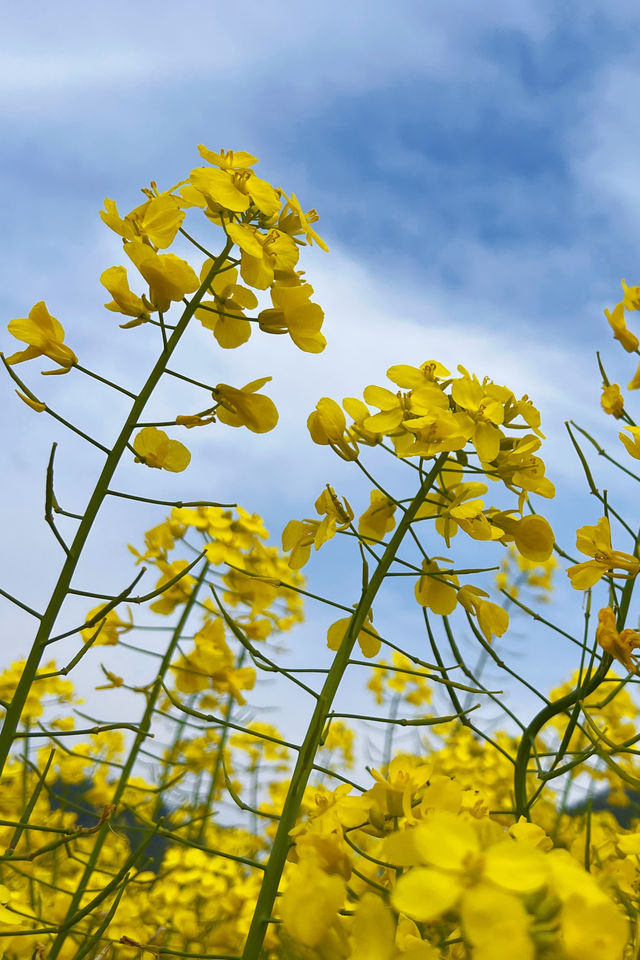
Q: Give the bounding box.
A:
[458,585,509,642]
[282,487,353,568]
[125,241,199,312]
[622,277,640,310]
[279,852,346,948]
[391,811,547,959]
[172,618,256,704]
[132,427,191,472]
[595,606,640,673]
[101,186,188,248]
[277,193,329,251]
[601,383,624,418]
[358,490,397,543]
[451,369,510,463]
[227,224,299,290]
[197,145,259,170]
[190,161,281,218]
[81,605,133,646]
[489,511,555,562]
[416,459,495,546]
[415,559,459,615]
[6,301,77,374]
[619,425,640,460]
[212,377,278,433]
[327,610,380,659]
[561,894,628,960]
[307,397,360,460]
[604,301,639,352]
[567,516,638,590]
[258,281,325,353]
[100,265,151,326]
[195,260,256,349]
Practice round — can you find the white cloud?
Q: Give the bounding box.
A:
[0,0,549,111]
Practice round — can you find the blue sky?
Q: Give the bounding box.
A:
[3,0,640,748]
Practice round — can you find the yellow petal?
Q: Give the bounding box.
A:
[392,867,462,922]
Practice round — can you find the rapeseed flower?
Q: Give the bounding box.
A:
[567,516,638,589]
[6,301,77,374]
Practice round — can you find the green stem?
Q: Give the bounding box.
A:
[513,654,612,820]
[0,238,233,778]
[240,452,448,960]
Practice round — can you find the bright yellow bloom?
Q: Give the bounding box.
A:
[307,397,359,460]
[227,224,299,290]
[390,811,547,945]
[622,277,640,310]
[363,381,448,435]
[213,377,278,433]
[458,585,509,642]
[349,894,397,960]
[133,427,191,472]
[415,559,459,615]
[605,301,639,352]
[99,197,137,241]
[172,618,256,704]
[100,265,151,326]
[491,434,555,499]
[561,894,628,960]
[595,606,640,673]
[277,193,329,251]
[327,610,380,659]
[489,511,555,562]
[342,396,381,448]
[358,490,396,543]
[197,145,259,170]
[401,407,474,458]
[101,187,188,249]
[125,241,199,312]
[567,516,639,589]
[282,487,353,568]
[387,360,450,388]
[195,260,256,349]
[279,852,346,948]
[258,281,325,353]
[601,383,624,417]
[190,160,281,219]
[451,368,511,463]
[81,605,133,646]
[416,459,495,546]
[6,301,78,374]
[619,425,640,460]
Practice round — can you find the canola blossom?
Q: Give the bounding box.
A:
[3,144,640,960]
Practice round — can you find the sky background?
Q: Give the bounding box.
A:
[3,0,640,773]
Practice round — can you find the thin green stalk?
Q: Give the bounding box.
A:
[0,238,233,777]
[240,452,449,960]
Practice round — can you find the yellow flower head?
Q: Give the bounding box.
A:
[619,425,640,460]
[601,383,624,418]
[6,301,78,374]
[567,516,639,590]
[595,606,640,673]
[604,301,639,352]
[213,377,278,433]
[133,427,191,472]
